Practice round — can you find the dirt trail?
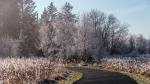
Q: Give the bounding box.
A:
[68,67,137,84]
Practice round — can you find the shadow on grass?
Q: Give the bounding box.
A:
[68,67,138,84]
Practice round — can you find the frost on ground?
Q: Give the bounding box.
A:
[101,57,150,77]
[0,58,65,84]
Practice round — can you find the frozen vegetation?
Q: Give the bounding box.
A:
[0,0,149,83]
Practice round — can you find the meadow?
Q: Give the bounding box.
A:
[101,55,150,77]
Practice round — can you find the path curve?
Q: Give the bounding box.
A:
[68,67,137,84]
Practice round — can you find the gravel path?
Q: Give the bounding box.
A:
[68,67,137,84]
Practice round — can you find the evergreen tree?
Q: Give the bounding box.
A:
[41,8,49,22]
[47,2,57,22]
[0,0,20,39]
[18,0,39,57]
[39,2,57,57]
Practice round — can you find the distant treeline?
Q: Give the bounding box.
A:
[0,0,149,61]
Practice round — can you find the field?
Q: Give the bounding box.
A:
[0,56,149,84]
[101,55,150,77]
[0,58,65,84]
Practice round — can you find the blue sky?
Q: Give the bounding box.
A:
[34,0,150,38]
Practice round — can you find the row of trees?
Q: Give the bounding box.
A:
[128,35,150,55]
[0,0,149,61]
[39,2,130,61]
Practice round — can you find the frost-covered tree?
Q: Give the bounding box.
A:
[39,2,57,57]
[88,10,107,60]
[136,35,147,54]
[1,0,149,60]
[105,14,128,54]
[39,22,56,57]
[40,2,57,22]
[128,35,137,54]
[47,2,57,22]
[147,39,150,54]
[55,2,77,59]
[77,10,129,61]
[77,13,93,61]
[41,8,49,22]
[78,10,106,61]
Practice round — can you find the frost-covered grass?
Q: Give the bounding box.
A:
[0,58,65,84]
[101,57,150,77]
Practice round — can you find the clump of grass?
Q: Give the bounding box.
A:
[0,58,65,84]
[124,71,150,84]
[58,71,82,84]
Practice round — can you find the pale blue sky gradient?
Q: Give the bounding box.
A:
[34,0,150,38]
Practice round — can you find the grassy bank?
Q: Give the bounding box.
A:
[58,71,82,84]
[101,67,150,84]
[100,58,150,84]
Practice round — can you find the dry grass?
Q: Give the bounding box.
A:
[101,58,150,77]
[0,58,65,84]
[58,71,82,84]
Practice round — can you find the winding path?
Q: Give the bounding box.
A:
[68,67,137,84]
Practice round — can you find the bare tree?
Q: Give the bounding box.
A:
[128,35,137,54]
[105,14,128,54]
